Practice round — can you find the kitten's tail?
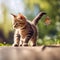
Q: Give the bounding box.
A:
[32,12,46,25]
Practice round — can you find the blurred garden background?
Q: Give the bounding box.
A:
[0,0,60,46]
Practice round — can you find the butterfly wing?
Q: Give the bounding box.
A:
[44,16,51,25]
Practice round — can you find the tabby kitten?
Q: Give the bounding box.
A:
[12,12,46,47]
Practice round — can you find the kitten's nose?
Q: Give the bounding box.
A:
[14,25,16,27]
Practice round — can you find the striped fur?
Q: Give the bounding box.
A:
[12,12,46,46]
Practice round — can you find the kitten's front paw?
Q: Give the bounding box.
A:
[12,44,18,47]
[19,44,22,46]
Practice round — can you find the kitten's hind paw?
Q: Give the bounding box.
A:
[12,44,18,47]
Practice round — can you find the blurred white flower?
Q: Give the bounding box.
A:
[44,35,51,40]
[56,21,60,32]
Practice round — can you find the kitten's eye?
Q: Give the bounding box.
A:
[15,22,19,25]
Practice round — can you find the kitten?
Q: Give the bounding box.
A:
[11,12,46,47]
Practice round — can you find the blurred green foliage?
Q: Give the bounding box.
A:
[37,39,60,46]
[0,43,11,46]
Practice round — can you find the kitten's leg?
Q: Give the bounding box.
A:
[19,40,23,46]
[22,31,33,46]
[30,39,37,46]
[13,37,20,47]
[22,41,28,46]
[19,39,28,46]
[13,31,20,47]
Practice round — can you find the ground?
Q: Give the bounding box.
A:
[0,46,60,60]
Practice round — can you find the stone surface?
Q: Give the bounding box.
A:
[0,46,60,60]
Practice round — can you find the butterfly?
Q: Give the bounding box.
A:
[44,16,51,26]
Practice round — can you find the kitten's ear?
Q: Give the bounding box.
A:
[18,13,26,20]
[11,14,16,18]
